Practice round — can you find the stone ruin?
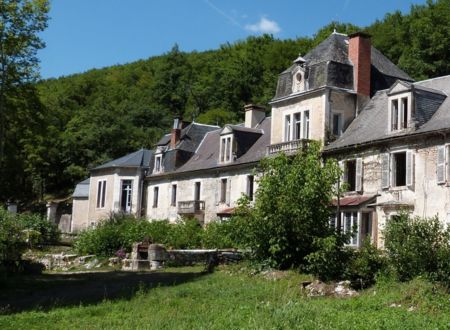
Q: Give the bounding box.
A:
[122,241,167,271]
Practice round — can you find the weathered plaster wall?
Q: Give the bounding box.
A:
[88,168,143,223]
[71,198,89,232]
[146,166,258,224]
[270,92,326,144]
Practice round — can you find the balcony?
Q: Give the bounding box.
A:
[177,200,205,214]
[267,139,308,155]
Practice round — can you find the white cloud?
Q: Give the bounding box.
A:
[245,17,281,34]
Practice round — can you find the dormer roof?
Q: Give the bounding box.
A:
[324,75,450,152]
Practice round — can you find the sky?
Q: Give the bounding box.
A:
[38,0,427,79]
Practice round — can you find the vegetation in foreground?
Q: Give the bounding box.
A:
[0,265,449,329]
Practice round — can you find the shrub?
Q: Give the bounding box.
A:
[384,213,450,283]
[345,238,386,288]
[17,212,60,245]
[305,235,352,282]
[202,219,236,249]
[234,142,341,269]
[0,209,26,263]
[167,217,203,249]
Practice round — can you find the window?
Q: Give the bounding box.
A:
[247,175,254,201]
[392,152,406,187]
[304,111,310,139]
[120,180,132,213]
[332,113,342,136]
[154,154,163,173]
[152,187,159,208]
[171,184,177,206]
[341,158,363,192]
[96,179,106,208]
[284,110,310,141]
[220,178,227,203]
[294,113,301,140]
[381,151,413,189]
[284,115,291,141]
[220,135,233,163]
[390,96,409,131]
[330,212,359,246]
[194,182,201,201]
[345,160,356,191]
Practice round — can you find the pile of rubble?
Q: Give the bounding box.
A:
[301,280,359,298]
[33,253,100,271]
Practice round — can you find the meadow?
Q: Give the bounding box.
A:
[1,265,449,329]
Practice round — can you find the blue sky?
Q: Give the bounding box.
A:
[39,0,427,79]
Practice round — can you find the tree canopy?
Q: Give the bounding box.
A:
[1,0,450,206]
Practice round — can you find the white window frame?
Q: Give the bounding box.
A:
[96,179,107,209]
[330,211,360,247]
[154,154,163,174]
[120,179,133,213]
[219,134,234,164]
[389,93,411,132]
[283,109,310,142]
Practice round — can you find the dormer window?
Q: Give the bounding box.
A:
[292,68,305,93]
[220,134,234,163]
[154,154,163,173]
[389,94,410,132]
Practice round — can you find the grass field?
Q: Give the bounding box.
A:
[1,265,449,329]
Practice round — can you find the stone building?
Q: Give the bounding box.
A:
[70,31,450,247]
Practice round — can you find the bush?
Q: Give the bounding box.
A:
[0,209,26,263]
[167,217,203,249]
[233,142,341,269]
[384,213,450,284]
[305,235,352,282]
[345,238,386,288]
[202,219,236,249]
[17,212,60,245]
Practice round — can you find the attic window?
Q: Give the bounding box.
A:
[390,96,410,131]
[154,154,163,174]
[220,135,234,163]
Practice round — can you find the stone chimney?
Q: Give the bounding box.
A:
[348,32,371,97]
[244,104,265,128]
[170,116,182,148]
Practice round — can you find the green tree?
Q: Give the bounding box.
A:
[234,142,341,269]
[0,0,49,202]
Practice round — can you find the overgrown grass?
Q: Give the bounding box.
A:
[1,266,449,329]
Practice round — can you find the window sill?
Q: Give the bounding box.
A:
[388,186,410,191]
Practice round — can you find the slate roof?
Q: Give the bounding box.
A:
[93,148,153,170]
[324,75,450,152]
[274,32,413,100]
[73,178,90,198]
[150,117,271,176]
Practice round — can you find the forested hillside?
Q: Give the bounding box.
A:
[3,0,450,206]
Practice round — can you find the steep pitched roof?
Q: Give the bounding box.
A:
[324,75,450,151]
[274,32,413,100]
[93,148,153,170]
[73,178,90,198]
[152,117,271,175]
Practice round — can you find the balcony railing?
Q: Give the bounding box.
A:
[267,139,309,155]
[177,200,205,214]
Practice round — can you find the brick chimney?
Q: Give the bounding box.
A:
[348,32,371,97]
[170,116,182,148]
[244,104,265,128]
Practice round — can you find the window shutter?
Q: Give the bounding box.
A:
[226,179,231,206]
[215,179,220,206]
[356,158,363,192]
[406,150,414,187]
[437,145,446,184]
[336,161,344,192]
[381,153,390,189]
